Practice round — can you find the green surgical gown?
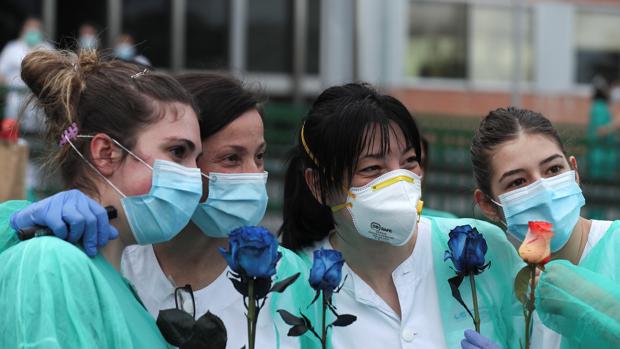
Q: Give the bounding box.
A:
[536,220,620,348]
[0,200,171,348]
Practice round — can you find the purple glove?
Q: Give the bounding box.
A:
[461,329,502,349]
[10,189,118,257]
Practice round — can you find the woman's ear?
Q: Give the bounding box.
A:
[304,168,323,204]
[474,189,502,222]
[89,133,124,176]
[568,155,580,184]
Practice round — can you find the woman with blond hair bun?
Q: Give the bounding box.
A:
[0,49,204,348]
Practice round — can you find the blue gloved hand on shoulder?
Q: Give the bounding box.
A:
[461,329,502,349]
[10,189,119,257]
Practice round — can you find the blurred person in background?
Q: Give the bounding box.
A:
[0,17,53,199]
[586,75,617,182]
[77,22,99,50]
[114,33,151,67]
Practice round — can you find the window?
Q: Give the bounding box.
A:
[306,0,320,74]
[186,0,229,70]
[0,0,43,49]
[575,9,620,84]
[247,0,293,73]
[470,5,533,83]
[406,1,468,79]
[122,0,171,68]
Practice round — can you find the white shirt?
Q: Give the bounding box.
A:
[121,245,297,349]
[302,217,447,349]
[531,219,613,349]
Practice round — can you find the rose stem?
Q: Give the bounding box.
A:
[469,272,481,333]
[321,292,327,349]
[248,278,256,349]
[525,264,536,349]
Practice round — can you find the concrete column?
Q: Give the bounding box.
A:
[534,3,575,92]
[319,0,355,87]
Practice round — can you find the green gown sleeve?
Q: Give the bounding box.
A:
[535,260,620,347]
[0,200,31,254]
[270,246,325,349]
[0,237,137,348]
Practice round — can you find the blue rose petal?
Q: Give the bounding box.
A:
[220,226,281,278]
[444,225,490,275]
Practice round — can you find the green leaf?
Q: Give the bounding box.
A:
[514,266,531,306]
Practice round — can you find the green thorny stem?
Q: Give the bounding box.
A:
[247,279,257,349]
[469,272,481,333]
[524,264,537,349]
[321,292,328,349]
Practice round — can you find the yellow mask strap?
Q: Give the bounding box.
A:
[417,200,424,222]
[371,175,415,191]
[331,190,356,213]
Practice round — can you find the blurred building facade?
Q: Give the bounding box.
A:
[2,0,620,123]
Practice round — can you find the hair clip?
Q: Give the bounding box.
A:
[130,68,149,79]
[300,123,319,166]
[59,122,79,146]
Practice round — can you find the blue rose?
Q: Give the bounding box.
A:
[309,249,345,293]
[444,225,489,275]
[219,226,282,278]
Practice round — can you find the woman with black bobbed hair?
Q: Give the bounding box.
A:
[278,83,523,348]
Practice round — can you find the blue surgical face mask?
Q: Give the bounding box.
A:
[23,30,42,47]
[191,172,268,238]
[495,170,585,252]
[79,35,97,49]
[115,43,135,60]
[66,135,203,245]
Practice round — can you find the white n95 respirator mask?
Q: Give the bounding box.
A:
[332,169,424,246]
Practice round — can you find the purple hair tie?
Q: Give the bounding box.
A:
[59,122,79,146]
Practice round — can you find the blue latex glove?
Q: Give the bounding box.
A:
[461,329,502,349]
[10,189,119,257]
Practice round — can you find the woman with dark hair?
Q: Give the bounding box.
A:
[0,49,203,347]
[471,107,620,348]
[279,83,523,348]
[6,72,315,348]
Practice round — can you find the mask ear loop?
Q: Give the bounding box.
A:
[64,135,127,199]
[487,195,508,230]
[331,190,355,213]
[77,135,153,171]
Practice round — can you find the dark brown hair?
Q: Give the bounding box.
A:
[470,107,566,197]
[175,72,264,141]
[21,49,196,196]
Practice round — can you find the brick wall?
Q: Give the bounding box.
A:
[389,88,599,125]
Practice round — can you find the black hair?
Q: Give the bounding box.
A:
[278,83,422,251]
[175,72,264,140]
[470,107,566,198]
[420,136,429,171]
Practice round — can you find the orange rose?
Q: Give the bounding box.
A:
[518,221,554,264]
